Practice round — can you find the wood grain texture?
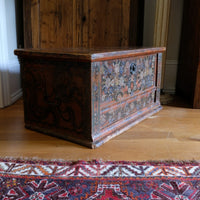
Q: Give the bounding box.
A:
[15,0,24,48]
[121,0,130,46]
[14,47,166,61]
[23,0,144,48]
[194,61,200,108]
[129,0,144,46]
[1,97,200,161]
[153,0,171,89]
[15,47,165,148]
[30,0,40,48]
[23,0,32,48]
[176,0,200,108]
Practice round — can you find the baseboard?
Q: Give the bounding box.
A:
[163,59,178,94]
[162,88,176,94]
[10,88,22,104]
[165,60,178,65]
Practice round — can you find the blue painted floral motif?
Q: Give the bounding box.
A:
[101,55,156,103]
[100,92,155,127]
[92,54,158,135]
[92,63,100,134]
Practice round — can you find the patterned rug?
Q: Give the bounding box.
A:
[0,159,200,199]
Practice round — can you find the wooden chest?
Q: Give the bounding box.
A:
[15,47,165,148]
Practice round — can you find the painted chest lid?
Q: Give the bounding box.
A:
[14,47,165,62]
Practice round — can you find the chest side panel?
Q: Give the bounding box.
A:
[100,55,156,103]
[21,58,92,145]
[92,54,160,144]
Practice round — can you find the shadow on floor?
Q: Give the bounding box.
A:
[161,94,192,108]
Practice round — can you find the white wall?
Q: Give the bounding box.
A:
[143,0,156,47]
[163,0,184,94]
[0,0,22,108]
[143,0,184,94]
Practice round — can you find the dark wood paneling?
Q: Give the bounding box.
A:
[31,0,40,48]
[15,0,24,48]
[23,0,33,48]
[15,47,164,148]
[23,0,144,49]
[129,0,144,46]
[176,0,200,108]
[88,0,124,47]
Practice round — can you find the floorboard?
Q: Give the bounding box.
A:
[0,97,200,161]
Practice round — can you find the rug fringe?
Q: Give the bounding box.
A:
[0,156,199,165]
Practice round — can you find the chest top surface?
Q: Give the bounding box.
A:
[14,47,166,62]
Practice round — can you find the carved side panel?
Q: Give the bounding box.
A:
[100,55,156,104]
[92,55,157,138]
[22,59,92,142]
[100,91,155,130]
[156,53,162,103]
[91,62,101,136]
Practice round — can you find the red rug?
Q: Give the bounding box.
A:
[0,159,200,199]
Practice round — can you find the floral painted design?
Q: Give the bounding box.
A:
[91,53,161,141]
[156,53,162,103]
[100,91,155,127]
[100,55,156,103]
[92,62,101,134]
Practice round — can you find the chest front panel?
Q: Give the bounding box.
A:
[92,55,157,139]
[15,47,164,148]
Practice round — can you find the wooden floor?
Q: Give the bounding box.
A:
[0,97,200,161]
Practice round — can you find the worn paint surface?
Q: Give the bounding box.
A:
[92,55,157,134]
[15,48,165,148]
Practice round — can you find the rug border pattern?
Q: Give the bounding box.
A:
[0,159,199,178]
